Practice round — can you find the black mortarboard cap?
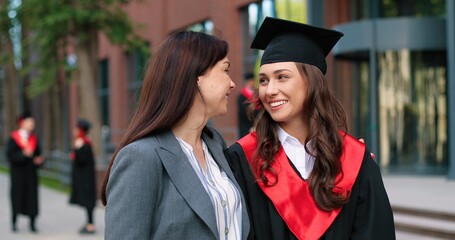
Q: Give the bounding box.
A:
[77,119,91,132]
[251,17,343,74]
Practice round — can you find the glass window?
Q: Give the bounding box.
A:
[352,0,446,20]
[241,0,277,75]
[98,59,109,127]
[187,20,214,35]
[380,0,446,17]
[377,50,447,173]
[274,0,307,21]
[352,61,371,139]
[126,49,149,118]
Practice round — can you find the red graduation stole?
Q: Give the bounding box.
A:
[11,130,38,153]
[240,86,254,99]
[237,131,365,240]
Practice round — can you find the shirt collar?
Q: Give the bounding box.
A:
[277,125,315,179]
[18,129,30,139]
[278,126,304,147]
[277,125,315,155]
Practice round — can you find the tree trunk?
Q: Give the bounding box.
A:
[52,39,66,151]
[75,32,102,159]
[0,27,20,142]
[41,84,64,151]
[21,10,31,113]
[51,79,65,151]
[42,88,52,151]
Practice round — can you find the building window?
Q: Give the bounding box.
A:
[274,0,307,21]
[377,50,447,173]
[98,59,109,127]
[352,61,371,139]
[126,49,148,118]
[380,0,445,17]
[352,0,446,20]
[241,0,277,75]
[187,20,214,35]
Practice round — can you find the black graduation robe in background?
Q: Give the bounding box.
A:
[227,133,396,240]
[6,135,42,217]
[69,142,97,209]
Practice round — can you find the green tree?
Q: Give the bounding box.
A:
[0,0,20,143]
[9,0,147,155]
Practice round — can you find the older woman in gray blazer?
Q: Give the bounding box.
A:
[101,31,249,239]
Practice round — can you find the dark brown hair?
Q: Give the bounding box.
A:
[101,31,228,205]
[250,63,348,211]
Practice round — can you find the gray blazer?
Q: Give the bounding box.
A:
[105,128,250,239]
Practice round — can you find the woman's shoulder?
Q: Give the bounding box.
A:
[110,136,164,177]
[117,136,160,159]
[204,126,228,148]
[231,132,258,151]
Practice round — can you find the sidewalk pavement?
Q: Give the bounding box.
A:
[383,174,455,240]
[1,172,455,240]
[383,175,455,214]
[0,173,104,240]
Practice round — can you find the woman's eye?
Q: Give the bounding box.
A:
[259,78,268,85]
[278,74,288,80]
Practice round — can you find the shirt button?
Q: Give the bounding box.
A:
[210,180,215,186]
[221,200,226,207]
[225,228,229,234]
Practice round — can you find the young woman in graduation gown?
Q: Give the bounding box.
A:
[227,17,396,240]
[69,119,97,234]
[6,112,44,232]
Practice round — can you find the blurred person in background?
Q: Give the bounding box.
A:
[101,31,249,239]
[237,72,256,138]
[69,119,97,234]
[6,112,44,233]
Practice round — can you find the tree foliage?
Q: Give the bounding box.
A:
[0,0,148,154]
[17,0,148,96]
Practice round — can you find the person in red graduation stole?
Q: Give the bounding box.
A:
[69,119,97,234]
[226,17,396,240]
[6,112,44,233]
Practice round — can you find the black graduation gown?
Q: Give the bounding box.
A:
[69,143,97,209]
[227,143,396,240]
[6,136,42,217]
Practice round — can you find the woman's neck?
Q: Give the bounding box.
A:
[279,120,309,144]
[172,125,203,149]
[172,115,207,150]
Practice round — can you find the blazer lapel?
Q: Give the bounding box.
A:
[155,130,218,237]
[203,133,234,180]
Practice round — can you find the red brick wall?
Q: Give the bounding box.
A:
[324,0,355,129]
[97,0,258,145]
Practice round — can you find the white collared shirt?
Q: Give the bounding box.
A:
[176,137,242,240]
[277,126,315,179]
[18,129,30,140]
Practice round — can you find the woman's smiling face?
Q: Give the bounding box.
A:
[197,57,235,118]
[258,61,308,126]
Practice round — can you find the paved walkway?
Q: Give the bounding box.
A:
[1,172,455,239]
[0,173,104,240]
[383,175,455,240]
[383,175,455,214]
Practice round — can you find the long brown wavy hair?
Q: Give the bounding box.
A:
[101,31,228,205]
[250,63,348,211]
